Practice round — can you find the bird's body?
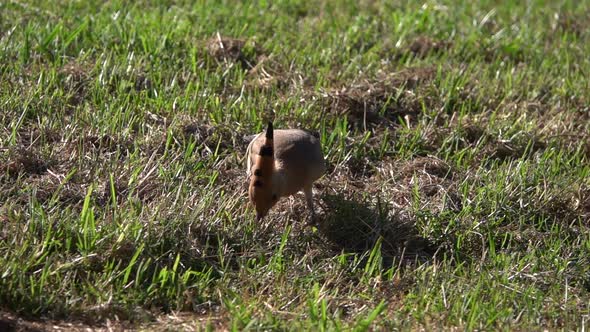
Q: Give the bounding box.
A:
[246,123,326,221]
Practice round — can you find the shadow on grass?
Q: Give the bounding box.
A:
[316,193,437,263]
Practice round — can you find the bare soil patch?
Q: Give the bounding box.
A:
[0,309,226,332]
[2,148,49,177]
[321,67,437,129]
[407,36,451,58]
[556,10,590,37]
[205,34,260,70]
[59,60,93,108]
[180,120,245,157]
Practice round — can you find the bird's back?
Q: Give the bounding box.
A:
[247,129,325,195]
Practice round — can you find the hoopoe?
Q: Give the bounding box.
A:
[246,122,326,222]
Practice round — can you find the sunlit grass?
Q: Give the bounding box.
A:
[1,0,589,330]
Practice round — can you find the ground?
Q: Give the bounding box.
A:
[1,0,589,330]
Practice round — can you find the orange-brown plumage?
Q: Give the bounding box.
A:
[248,122,276,219]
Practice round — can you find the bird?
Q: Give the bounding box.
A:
[246,121,326,222]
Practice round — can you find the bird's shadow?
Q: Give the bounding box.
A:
[315,193,438,263]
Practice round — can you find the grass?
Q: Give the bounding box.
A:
[1,0,589,330]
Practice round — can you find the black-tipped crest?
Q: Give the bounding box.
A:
[265,121,273,140]
[259,146,273,156]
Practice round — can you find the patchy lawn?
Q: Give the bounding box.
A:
[1,0,589,330]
